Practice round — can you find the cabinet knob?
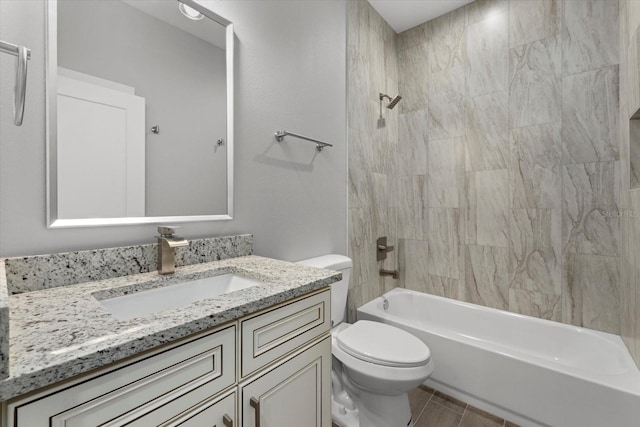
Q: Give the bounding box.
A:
[223,413,233,427]
[250,397,261,427]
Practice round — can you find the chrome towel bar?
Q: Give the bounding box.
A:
[0,40,31,126]
[274,130,333,152]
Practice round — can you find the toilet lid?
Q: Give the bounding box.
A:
[336,321,430,367]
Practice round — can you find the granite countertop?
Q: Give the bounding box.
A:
[0,255,340,401]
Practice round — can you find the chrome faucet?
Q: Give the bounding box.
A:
[157,226,189,275]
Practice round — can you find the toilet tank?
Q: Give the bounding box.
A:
[296,254,352,327]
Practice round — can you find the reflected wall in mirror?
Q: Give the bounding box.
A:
[47,0,234,227]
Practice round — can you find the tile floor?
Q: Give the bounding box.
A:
[332,386,521,427]
[408,386,520,427]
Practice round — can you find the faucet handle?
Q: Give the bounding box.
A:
[158,225,180,236]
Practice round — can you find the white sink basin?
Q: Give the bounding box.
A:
[99,274,264,321]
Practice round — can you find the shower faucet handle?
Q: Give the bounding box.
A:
[377,243,395,251]
[376,236,394,261]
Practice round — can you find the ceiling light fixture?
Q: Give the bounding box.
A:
[178,3,204,20]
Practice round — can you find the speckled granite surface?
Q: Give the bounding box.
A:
[0,261,8,381]
[0,255,339,401]
[4,234,253,295]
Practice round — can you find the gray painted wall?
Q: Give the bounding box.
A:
[0,0,347,261]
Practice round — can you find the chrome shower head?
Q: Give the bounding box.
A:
[379,93,402,110]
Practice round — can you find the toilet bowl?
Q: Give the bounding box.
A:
[296,255,434,427]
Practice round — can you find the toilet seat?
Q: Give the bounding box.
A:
[336,321,430,368]
[331,322,435,397]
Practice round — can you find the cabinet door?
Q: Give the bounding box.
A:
[240,337,331,427]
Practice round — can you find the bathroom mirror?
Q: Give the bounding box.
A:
[46,0,234,227]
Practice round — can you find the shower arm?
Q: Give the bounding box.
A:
[378,93,389,118]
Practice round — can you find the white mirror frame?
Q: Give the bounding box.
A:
[46,0,234,228]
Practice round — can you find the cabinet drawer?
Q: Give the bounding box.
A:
[129,389,236,427]
[240,289,330,378]
[10,325,235,427]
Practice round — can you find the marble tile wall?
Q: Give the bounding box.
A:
[347,0,399,321]
[348,0,623,336]
[619,0,640,367]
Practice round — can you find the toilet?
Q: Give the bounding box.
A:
[297,255,434,427]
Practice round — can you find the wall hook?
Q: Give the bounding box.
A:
[151,125,160,134]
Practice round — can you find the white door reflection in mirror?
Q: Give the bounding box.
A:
[57,69,145,219]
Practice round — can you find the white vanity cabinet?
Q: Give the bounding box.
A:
[4,288,331,427]
[239,290,332,427]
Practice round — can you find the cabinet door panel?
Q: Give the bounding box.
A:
[241,337,330,427]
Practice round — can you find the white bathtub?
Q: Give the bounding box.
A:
[357,288,640,427]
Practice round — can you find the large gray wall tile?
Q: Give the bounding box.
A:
[564,253,620,333]
[428,6,467,73]
[398,238,429,293]
[427,66,466,140]
[465,91,510,171]
[467,169,510,247]
[563,161,620,256]
[629,119,640,189]
[511,123,562,209]
[428,138,463,208]
[509,36,561,128]
[428,275,461,299]
[398,109,429,175]
[428,208,464,279]
[562,0,619,75]
[397,22,427,53]
[509,288,562,320]
[398,43,429,113]
[562,65,620,163]
[509,0,561,48]
[465,245,510,309]
[629,0,640,44]
[466,11,508,97]
[466,0,509,26]
[510,209,562,296]
[626,19,640,115]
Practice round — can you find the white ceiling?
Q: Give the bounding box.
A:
[120,0,226,49]
[368,0,475,33]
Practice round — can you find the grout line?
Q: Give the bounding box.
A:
[457,406,467,427]
[413,389,435,424]
[458,402,469,426]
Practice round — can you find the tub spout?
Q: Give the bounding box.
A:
[379,269,399,279]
